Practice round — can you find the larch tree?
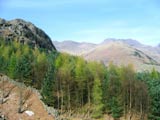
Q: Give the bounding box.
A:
[41,65,55,106]
[92,76,104,119]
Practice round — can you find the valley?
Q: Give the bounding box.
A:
[0,18,160,120]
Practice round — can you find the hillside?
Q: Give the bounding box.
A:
[0,18,57,119]
[54,40,96,55]
[0,75,54,120]
[85,40,160,71]
[54,39,160,71]
[0,18,56,51]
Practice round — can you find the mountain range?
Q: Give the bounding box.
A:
[53,39,160,72]
[0,18,160,72]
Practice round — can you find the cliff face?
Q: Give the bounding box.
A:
[0,18,56,51]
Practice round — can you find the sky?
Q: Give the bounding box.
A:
[0,0,160,46]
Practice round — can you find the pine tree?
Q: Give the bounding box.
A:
[8,53,17,78]
[41,65,55,106]
[0,56,6,73]
[92,77,104,118]
[151,68,159,80]
[15,54,32,84]
[111,97,123,119]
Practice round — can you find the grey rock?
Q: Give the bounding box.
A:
[0,18,6,25]
[0,18,56,51]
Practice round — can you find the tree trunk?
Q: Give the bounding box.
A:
[129,78,132,120]
[0,77,4,104]
[18,88,23,113]
[140,102,144,120]
[67,83,71,117]
[87,81,91,118]
[60,84,63,114]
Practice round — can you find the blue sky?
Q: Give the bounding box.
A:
[1,0,160,46]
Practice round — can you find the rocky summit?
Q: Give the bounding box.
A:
[0,18,56,51]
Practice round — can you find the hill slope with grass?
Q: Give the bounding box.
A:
[54,39,160,71]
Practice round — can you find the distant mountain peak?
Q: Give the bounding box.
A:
[0,18,56,51]
[54,39,160,72]
[53,40,96,55]
[61,40,80,44]
[102,38,142,47]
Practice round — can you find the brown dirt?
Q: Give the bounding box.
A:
[0,80,54,120]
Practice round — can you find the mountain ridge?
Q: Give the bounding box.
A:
[53,39,160,71]
[102,38,143,47]
[53,40,96,55]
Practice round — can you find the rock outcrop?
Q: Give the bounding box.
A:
[0,18,56,51]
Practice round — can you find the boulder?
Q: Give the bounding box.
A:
[25,110,34,116]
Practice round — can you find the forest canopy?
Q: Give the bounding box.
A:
[0,37,160,120]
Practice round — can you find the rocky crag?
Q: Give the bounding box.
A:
[0,18,56,51]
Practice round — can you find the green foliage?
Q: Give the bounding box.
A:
[149,86,160,120]
[151,68,159,80]
[0,56,6,73]
[103,63,123,119]
[8,54,17,78]
[1,37,160,119]
[147,78,160,120]
[92,77,104,118]
[41,66,55,106]
[0,38,56,87]
[16,54,32,83]
[137,72,160,120]
[111,97,123,119]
